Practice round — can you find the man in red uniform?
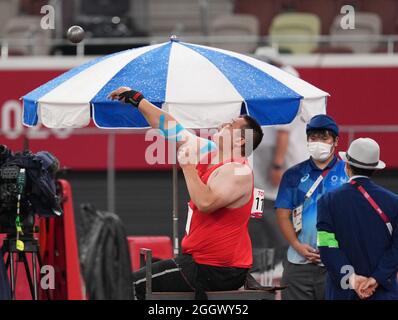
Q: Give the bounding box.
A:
[108,87,263,299]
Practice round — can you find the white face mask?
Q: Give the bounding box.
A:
[307,142,333,161]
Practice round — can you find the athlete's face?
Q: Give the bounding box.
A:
[212,117,246,153]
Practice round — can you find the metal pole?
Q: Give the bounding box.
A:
[107,132,116,213]
[387,37,394,55]
[199,0,210,35]
[10,252,15,300]
[32,252,38,300]
[145,249,152,300]
[76,42,85,57]
[52,0,63,40]
[172,163,179,256]
[1,41,8,60]
[348,130,355,144]
[23,136,30,151]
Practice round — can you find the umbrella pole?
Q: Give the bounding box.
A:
[172,162,179,256]
[107,132,116,213]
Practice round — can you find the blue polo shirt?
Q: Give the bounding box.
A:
[275,155,348,264]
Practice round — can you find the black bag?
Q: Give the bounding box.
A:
[79,204,133,300]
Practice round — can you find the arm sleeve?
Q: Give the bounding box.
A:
[371,213,398,290]
[317,193,352,287]
[160,115,217,164]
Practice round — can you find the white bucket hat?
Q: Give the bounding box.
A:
[339,138,386,170]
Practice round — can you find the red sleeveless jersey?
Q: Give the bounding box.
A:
[181,158,253,268]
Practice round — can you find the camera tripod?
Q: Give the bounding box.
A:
[2,234,47,300]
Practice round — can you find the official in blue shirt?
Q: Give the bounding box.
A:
[275,114,348,300]
[317,138,398,300]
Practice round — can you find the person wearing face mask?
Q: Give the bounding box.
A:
[274,114,348,300]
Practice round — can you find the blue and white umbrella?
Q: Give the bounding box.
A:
[22,39,330,255]
[22,38,328,129]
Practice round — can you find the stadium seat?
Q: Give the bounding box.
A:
[128,236,173,271]
[234,0,281,36]
[209,14,260,53]
[19,0,49,15]
[147,0,232,36]
[0,0,19,37]
[269,12,321,54]
[330,12,382,53]
[357,0,398,34]
[4,15,52,56]
[295,0,341,35]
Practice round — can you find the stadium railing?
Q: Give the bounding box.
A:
[2,34,398,58]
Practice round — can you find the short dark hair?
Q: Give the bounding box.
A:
[240,115,264,156]
[348,163,375,177]
[307,129,337,141]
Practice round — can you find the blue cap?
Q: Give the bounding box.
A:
[306,114,339,136]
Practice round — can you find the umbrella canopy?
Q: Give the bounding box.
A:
[22,39,329,129]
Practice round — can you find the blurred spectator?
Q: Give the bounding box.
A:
[250,63,309,269]
[0,0,19,36]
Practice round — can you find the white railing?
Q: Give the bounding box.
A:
[2,34,398,59]
[340,125,398,144]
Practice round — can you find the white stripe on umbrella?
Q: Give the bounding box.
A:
[37,43,164,128]
[164,41,243,128]
[166,41,243,104]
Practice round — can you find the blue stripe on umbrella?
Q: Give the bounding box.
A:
[92,43,172,128]
[22,51,124,126]
[182,43,302,125]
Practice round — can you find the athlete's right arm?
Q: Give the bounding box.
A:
[108,86,197,148]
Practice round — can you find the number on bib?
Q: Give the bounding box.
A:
[251,188,265,218]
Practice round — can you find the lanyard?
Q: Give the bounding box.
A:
[304,168,332,200]
[350,180,393,236]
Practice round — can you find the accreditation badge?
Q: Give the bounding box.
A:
[292,204,303,233]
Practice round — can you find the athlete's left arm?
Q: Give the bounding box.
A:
[181,162,252,214]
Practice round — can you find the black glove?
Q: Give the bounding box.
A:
[118,90,144,107]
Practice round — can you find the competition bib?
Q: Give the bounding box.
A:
[251,188,265,218]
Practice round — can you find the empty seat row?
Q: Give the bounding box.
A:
[269,12,384,54]
[235,0,398,36]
